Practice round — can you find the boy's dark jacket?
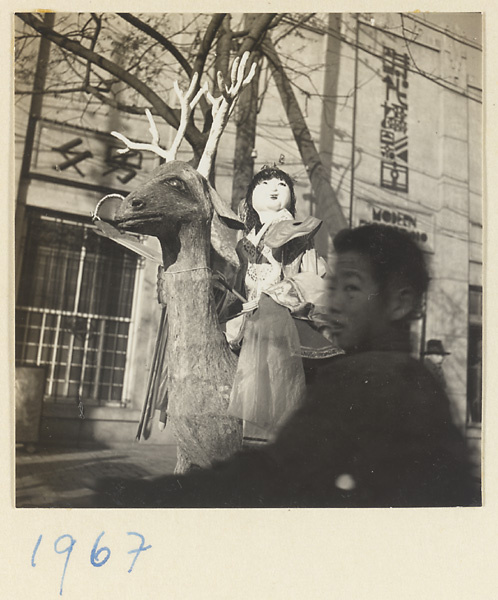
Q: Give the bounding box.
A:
[99,331,477,508]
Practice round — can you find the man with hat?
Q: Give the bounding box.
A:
[423,339,451,391]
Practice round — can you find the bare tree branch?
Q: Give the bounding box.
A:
[273,13,315,45]
[238,13,278,55]
[84,86,166,116]
[120,14,224,123]
[192,13,227,76]
[83,13,102,88]
[118,13,193,77]
[17,12,206,152]
[215,15,233,85]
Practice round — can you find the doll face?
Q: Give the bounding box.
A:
[251,177,292,215]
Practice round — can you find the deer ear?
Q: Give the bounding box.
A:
[207,183,245,230]
[210,213,240,267]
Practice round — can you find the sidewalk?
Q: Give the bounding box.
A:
[15,442,178,508]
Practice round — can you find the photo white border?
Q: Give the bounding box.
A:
[3,2,496,598]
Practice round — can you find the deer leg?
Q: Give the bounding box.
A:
[174,446,196,475]
[171,415,242,475]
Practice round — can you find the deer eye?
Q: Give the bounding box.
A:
[163,177,186,191]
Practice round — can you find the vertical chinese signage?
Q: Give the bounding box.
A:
[380,46,409,192]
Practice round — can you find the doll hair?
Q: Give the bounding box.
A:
[243,166,297,233]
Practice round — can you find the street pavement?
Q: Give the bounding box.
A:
[15,442,178,508]
[16,437,482,508]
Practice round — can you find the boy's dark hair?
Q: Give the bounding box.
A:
[243,166,297,232]
[333,224,430,320]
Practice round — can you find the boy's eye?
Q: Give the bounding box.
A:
[345,284,360,292]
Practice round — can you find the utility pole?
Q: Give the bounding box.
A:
[15,12,54,296]
[319,14,342,177]
[230,13,262,214]
[316,13,343,258]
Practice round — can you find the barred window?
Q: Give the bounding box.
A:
[468,286,482,424]
[469,286,482,319]
[16,209,138,405]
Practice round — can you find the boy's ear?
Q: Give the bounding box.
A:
[387,286,416,322]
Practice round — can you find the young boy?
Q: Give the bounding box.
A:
[96,224,476,508]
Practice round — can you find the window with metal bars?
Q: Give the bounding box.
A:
[15,208,139,406]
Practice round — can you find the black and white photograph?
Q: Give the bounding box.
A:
[13,11,483,512]
[8,4,498,598]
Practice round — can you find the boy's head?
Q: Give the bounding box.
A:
[328,224,429,352]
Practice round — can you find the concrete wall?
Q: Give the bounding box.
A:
[39,403,176,446]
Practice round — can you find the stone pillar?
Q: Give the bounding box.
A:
[425,35,470,429]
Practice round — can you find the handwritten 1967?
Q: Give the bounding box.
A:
[31,531,152,596]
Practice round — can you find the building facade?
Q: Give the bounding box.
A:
[14,13,482,457]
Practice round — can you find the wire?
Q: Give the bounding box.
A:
[347,19,482,104]
[282,14,482,104]
[284,12,482,52]
[403,13,482,52]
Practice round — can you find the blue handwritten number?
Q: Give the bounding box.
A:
[90,531,111,567]
[31,534,42,567]
[54,534,76,596]
[127,532,152,573]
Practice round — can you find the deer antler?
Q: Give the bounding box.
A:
[168,74,208,160]
[111,109,169,159]
[111,72,207,162]
[110,53,255,174]
[197,52,257,178]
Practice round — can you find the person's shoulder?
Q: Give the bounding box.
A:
[353,350,432,381]
[322,349,410,370]
[315,350,423,389]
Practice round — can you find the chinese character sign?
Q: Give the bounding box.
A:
[30,119,158,193]
[380,46,409,192]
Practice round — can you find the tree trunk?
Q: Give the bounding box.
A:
[231,15,263,214]
[262,36,348,241]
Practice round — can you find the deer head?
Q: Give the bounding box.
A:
[115,160,243,266]
[106,53,256,267]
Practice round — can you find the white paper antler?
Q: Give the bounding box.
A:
[110,52,256,175]
[111,72,207,162]
[111,109,170,159]
[197,52,257,178]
